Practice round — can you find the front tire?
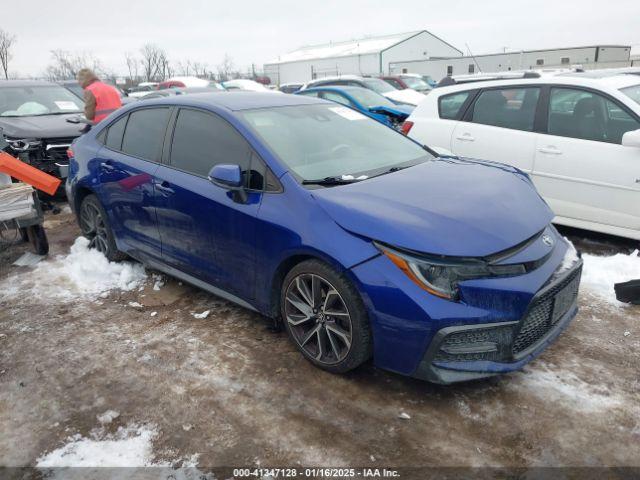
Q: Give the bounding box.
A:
[79,194,126,262]
[281,260,372,373]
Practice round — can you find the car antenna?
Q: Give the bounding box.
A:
[466,43,482,74]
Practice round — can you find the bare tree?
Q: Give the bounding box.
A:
[175,59,209,78]
[124,52,140,83]
[216,54,235,82]
[140,44,172,82]
[45,50,106,81]
[0,28,16,80]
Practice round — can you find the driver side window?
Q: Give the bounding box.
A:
[547,88,640,144]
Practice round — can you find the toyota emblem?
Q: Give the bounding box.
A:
[542,234,554,247]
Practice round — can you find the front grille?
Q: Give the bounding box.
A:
[43,137,76,163]
[512,265,581,355]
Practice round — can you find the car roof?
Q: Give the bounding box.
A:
[0,79,59,88]
[431,74,640,95]
[139,91,325,111]
[304,85,372,94]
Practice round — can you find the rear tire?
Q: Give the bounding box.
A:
[78,194,126,262]
[281,259,372,373]
[26,225,49,255]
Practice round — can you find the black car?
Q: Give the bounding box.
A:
[0,80,85,180]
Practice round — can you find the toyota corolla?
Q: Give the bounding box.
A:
[66,92,582,384]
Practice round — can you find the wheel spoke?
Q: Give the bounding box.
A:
[326,323,351,350]
[326,326,341,359]
[315,328,325,360]
[286,292,313,317]
[300,324,321,347]
[322,289,339,312]
[296,277,313,307]
[311,275,323,308]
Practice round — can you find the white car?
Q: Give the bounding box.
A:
[301,75,426,106]
[222,79,278,92]
[404,74,640,241]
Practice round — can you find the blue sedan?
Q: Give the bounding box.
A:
[66,92,582,384]
[296,86,413,129]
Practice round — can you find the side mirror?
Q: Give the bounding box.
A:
[208,164,247,203]
[621,129,640,148]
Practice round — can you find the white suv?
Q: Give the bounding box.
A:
[404,74,640,241]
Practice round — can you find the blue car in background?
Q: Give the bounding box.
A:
[296,86,413,129]
[66,92,582,384]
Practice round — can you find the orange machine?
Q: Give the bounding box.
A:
[0,151,62,195]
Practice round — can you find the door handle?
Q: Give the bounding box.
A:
[538,146,562,155]
[100,160,115,171]
[155,180,175,195]
[455,133,475,142]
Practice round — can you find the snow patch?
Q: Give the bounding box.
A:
[97,410,120,425]
[512,364,623,412]
[192,310,210,319]
[37,424,157,467]
[0,237,147,302]
[581,249,640,306]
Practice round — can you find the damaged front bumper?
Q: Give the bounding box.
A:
[412,260,583,384]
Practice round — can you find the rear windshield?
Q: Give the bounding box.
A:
[239,104,431,181]
[620,84,640,106]
[0,85,83,117]
[362,78,396,94]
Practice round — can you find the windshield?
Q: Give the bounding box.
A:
[0,85,83,117]
[348,89,396,109]
[620,84,640,106]
[240,104,431,182]
[362,78,396,94]
[63,83,85,100]
[402,77,430,90]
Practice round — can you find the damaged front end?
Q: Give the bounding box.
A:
[3,135,74,181]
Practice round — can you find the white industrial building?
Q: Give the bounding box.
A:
[264,30,462,85]
[389,45,633,81]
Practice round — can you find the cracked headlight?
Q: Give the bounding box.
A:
[376,243,526,301]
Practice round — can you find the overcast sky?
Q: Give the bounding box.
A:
[5,0,639,77]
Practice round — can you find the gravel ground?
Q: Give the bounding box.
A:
[0,210,638,477]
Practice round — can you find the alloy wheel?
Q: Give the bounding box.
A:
[284,273,353,365]
[80,201,109,254]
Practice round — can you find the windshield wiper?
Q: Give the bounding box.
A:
[302,176,361,186]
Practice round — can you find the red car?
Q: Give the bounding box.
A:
[380,75,431,93]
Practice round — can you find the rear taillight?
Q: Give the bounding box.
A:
[400,121,414,135]
[66,148,74,159]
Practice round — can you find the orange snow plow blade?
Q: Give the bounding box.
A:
[0,151,62,196]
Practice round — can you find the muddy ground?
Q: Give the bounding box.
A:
[0,210,638,477]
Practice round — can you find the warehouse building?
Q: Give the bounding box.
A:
[264,30,462,85]
[389,45,632,81]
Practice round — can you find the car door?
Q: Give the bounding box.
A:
[450,86,541,173]
[95,107,170,259]
[533,86,640,234]
[153,107,264,298]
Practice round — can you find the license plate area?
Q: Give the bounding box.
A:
[551,275,579,324]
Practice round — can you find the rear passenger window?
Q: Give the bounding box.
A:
[170,109,250,177]
[471,87,540,131]
[121,108,170,161]
[548,87,640,144]
[105,115,128,151]
[439,92,471,119]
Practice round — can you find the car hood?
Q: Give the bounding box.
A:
[311,158,553,257]
[382,89,427,106]
[0,114,83,138]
